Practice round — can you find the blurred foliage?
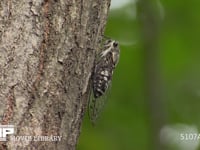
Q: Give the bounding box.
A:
[77,0,200,150]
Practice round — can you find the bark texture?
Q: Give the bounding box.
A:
[0,0,111,149]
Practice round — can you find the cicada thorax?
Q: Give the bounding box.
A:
[93,52,114,98]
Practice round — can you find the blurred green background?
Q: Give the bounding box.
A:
[78,0,200,150]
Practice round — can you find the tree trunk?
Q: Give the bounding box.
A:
[0,0,111,149]
[137,0,166,150]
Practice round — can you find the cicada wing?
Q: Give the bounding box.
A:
[88,84,111,125]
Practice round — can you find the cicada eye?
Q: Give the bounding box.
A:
[113,42,118,47]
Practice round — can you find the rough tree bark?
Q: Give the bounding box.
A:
[0,0,111,149]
